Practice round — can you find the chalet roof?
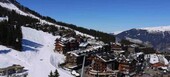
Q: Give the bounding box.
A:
[136,52,144,57]
[61,37,67,42]
[112,42,121,46]
[129,44,139,48]
[116,52,138,64]
[67,45,103,57]
[68,37,76,42]
[0,16,8,22]
[149,54,159,64]
[79,42,89,47]
[55,42,65,47]
[165,56,170,61]
[67,52,79,57]
[149,54,169,65]
[118,59,137,65]
[0,64,24,71]
[160,55,169,65]
[114,50,125,53]
[96,52,115,63]
[58,43,65,47]
[7,64,24,70]
[55,36,61,39]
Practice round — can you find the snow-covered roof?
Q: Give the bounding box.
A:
[68,37,75,42]
[112,42,121,46]
[149,54,159,64]
[114,50,125,53]
[79,42,89,47]
[135,52,144,58]
[96,53,115,62]
[149,54,169,65]
[67,45,103,57]
[55,36,61,39]
[58,43,65,47]
[61,38,67,42]
[130,44,139,48]
[71,70,80,76]
[163,57,169,65]
[0,16,8,22]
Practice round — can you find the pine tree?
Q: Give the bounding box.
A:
[54,69,59,77]
[48,71,54,77]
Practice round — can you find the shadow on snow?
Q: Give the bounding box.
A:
[0,49,11,54]
[22,39,43,52]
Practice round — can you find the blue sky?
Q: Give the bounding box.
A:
[17,0,170,33]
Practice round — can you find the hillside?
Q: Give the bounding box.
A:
[0,0,115,43]
[0,26,74,77]
[117,26,170,52]
[0,0,116,76]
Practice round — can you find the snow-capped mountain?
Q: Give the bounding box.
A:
[117,26,170,52]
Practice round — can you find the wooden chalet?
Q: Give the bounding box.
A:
[118,59,137,75]
[69,39,79,51]
[79,42,90,49]
[65,52,84,69]
[88,53,119,77]
[75,35,84,43]
[149,54,169,69]
[55,41,65,54]
[111,43,122,51]
[0,64,28,77]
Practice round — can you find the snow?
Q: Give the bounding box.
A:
[0,1,97,76]
[71,70,80,76]
[0,1,61,27]
[149,54,169,66]
[0,2,28,16]
[79,42,89,47]
[0,1,93,39]
[0,26,73,77]
[161,67,168,70]
[126,37,143,44]
[75,30,94,39]
[0,16,8,22]
[113,31,123,35]
[162,56,169,65]
[136,52,144,57]
[149,54,159,64]
[141,26,170,33]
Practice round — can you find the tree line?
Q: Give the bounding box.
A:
[0,20,22,51]
[8,1,116,43]
[0,1,115,51]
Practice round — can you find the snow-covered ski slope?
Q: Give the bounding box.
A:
[0,26,74,77]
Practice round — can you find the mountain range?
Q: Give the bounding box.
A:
[117,26,170,52]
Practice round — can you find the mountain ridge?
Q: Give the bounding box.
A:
[0,0,115,43]
[141,25,170,33]
[117,26,170,52]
